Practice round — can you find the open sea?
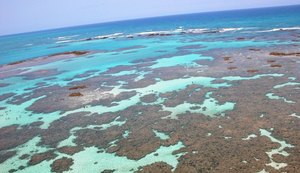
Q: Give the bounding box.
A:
[0,5,300,173]
[0,5,300,65]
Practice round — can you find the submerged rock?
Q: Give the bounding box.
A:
[50,157,74,173]
[69,92,83,97]
[270,64,282,67]
[28,151,57,165]
[68,85,87,90]
[49,51,89,57]
[270,52,300,56]
[247,69,259,73]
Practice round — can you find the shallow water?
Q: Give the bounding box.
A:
[0,5,300,173]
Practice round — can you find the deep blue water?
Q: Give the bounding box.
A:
[0,5,300,65]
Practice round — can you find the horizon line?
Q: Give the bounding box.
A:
[1,3,299,37]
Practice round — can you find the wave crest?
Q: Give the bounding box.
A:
[257,27,300,33]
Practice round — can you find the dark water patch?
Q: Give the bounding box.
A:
[113,45,146,53]
[58,146,84,156]
[28,150,58,166]
[0,122,42,151]
[0,69,28,80]
[136,162,173,172]
[9,85,62,105]
[40,112,118,147]
[65,70,99,81]
[0,151,17,164]
[104,65,136,75]
[140,94,157,103]
[20,69,64,80]
[24,82,49,91]
[101,169,116,173]
[0,51,91,71]
[249,48,261,51]
[176,45,205,51]
[0,83,10,88]
[0,93,16,102]
[19,154,30,160]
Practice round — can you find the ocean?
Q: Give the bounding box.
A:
[0,5,300,64]
[0,5,300,173]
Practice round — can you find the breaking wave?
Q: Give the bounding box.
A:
[82,27,246,41]
[256,27,300,33]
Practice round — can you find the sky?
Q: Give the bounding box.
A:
[1,0,300,36]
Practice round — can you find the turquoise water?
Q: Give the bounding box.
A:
[0,5,300,173]
[0,5,300,64]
